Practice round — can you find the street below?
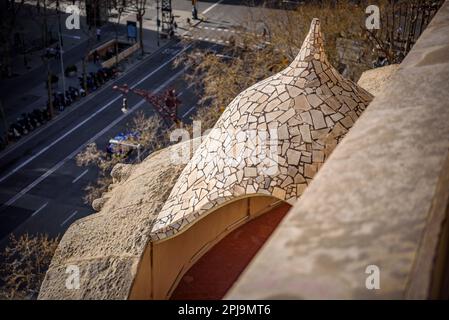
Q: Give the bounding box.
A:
[0,0,266,247]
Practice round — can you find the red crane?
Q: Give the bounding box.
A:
[112,84,181,127]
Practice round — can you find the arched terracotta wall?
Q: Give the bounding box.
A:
[170,201,291,300]
[128,195,290,299]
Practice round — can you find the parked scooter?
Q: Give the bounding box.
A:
[18,113,35,132]
[79,87,86,97]
[78,75,97,91]
[6,107,52,142]
[8,124,23,140]
[4,65,124,146]
[31,108,46,125]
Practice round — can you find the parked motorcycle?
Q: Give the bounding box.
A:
[6,107,52,143]
[4,65,123,146]
[68,86,79,101]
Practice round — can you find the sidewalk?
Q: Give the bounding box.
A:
[1,33,172,128]
[117,2,202,38]
[0,3,110,123]
[0,3,199,144]
[0,2,95,92]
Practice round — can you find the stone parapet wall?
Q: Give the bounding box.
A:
[226,0,449,299]
[38,139,199,299]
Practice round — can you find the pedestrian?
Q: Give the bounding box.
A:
[96,28,101,41]
[121,97,128,113]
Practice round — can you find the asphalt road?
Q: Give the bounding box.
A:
[0,40,195,243]
[0,0,282,247]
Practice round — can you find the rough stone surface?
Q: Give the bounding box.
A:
[226,2,449,300]
[357,64,400,96]
[38,138,199,299]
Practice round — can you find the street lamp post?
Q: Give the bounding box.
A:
[56,1,66,102]
[192,0,198,20]
[156,0,160,46]
[58,30,67,102]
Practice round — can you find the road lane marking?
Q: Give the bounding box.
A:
[31,202,48,217]
[180,0,224,38]
[202,0,225,15]
[62,34,81,40]
[182,105,197,118]
[185,36,230,46]
[61,210,78,227]
[1,68,188,208]
[178,83,195,98]
[72,169,89,184]
[0,44,192,185]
